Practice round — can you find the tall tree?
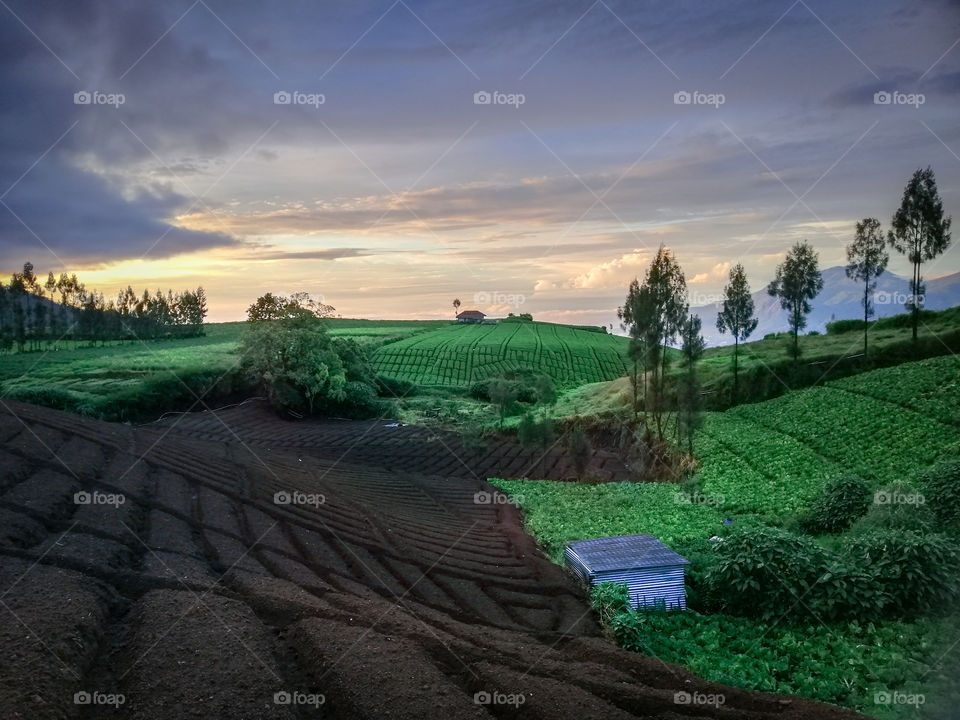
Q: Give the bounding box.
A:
[453,298,461,317]
[678,313,705,453]
[642,246,688,439]
[845,218,889,356]
[767,241,824,362]
[889,167,952,341]
[716,263,757,398]
[618,279,657,425]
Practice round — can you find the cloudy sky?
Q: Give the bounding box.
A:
[1,0,958,323]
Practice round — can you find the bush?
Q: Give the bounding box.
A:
[800,475,871,534]
[826,318,866,334]
[376,375,417,398]
[847,529,960,615]
[852,482,933,533]
[703,527,882,622]
[918,457,960,535]
[590,582,631,625]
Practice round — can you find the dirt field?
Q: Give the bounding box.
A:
[0,399,863,719]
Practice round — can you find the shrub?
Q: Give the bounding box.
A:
[847,529,960,615]
[376,375,417,398]
[800,475,871,534]
[852,482,933,533]
[826,318,866,334]
[918,457,960,535]
[703,527,882,622]
[590,582,631,625]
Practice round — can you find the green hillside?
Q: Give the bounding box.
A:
[372,320,630,388]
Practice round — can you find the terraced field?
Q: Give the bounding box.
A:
[0,399,859,719]
[372,321,630,388]
[696,354,960,517]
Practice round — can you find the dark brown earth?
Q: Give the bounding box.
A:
[0,399,864,719]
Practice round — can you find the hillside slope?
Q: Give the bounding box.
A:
[0,400,860,719]
[373,320,630,388]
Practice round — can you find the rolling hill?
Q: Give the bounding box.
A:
[372,320,630,388]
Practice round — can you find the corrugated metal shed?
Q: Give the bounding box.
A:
[565,534,689,610]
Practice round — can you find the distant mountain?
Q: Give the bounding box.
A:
[693,266,960,347]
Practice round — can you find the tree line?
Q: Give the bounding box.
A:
[618,166,952,453]
[0,262,208,352]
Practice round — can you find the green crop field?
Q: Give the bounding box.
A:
[0,319,444,420]
[492,355,960,718]
[371,320,630,388]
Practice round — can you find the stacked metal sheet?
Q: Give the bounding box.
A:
[565,534,689,610]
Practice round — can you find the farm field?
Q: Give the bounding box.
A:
[0,319,443,420]
[371,320,630,388]
[0,399,858,720]
[492,355,960,718]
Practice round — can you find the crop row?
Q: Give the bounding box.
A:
[826,356,960,426]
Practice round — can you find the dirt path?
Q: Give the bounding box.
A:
[0,400,863,719]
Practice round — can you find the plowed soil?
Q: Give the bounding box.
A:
[0,399,863,719]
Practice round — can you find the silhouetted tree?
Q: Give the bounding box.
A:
[767,241,824,362]
[846,218,889,356]
[889,167,952,341]
[716,263,757,398]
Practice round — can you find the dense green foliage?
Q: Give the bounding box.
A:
[372,321,629,389]
[0,320,439,421]
[0,262,207,352]
[495,356,960,716]
[800,475,871,534]
[701,527,882,622]
[608,608,955,717]
[918,457,960,535]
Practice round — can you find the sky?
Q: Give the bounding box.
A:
[1,0,959,324]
